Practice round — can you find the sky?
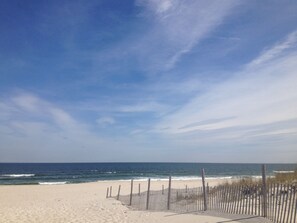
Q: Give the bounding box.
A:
[0,0,297,163]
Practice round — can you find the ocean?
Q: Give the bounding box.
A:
[0,163,296,185]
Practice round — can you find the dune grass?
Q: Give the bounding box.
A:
[220,170,297,186]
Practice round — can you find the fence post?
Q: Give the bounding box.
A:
[146,178,151,210]
[109,186,112,197]
[138,183,141,196]
[202,168,207,211]
[117,185,121,200]
[106,187,109,198]
[167,176,172,210]
[261,164,267,217]
[129,179,133,206]
[162,185,164,195]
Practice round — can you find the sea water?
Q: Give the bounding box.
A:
[0,163,296,185]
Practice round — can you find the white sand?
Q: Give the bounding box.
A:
[0,179,243,223]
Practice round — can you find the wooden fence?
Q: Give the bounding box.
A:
[107,165,297,223]
[207,183,296,223]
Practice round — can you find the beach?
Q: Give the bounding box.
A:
[0,163,295,222]
[0,179,248,223]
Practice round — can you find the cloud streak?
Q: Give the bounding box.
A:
[248,30,297,67]
[134,0,238,70]
[155,35,297,146]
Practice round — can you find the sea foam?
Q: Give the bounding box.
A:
[273,170,295,173]
[38,182,67,185]
[1,174,35,178]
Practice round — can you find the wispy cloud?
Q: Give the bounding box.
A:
[155,39,297,144]
[119,101,169,114]
[11,93,76,129]
[248,30,297,67]
[0,92,105,161]
[96,116,115,126]
[0,92,164,162]
[134,0,238,71]
[178,117,236,130]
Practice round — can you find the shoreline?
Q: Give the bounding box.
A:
[0,177,236,187]
[0,175,265,186]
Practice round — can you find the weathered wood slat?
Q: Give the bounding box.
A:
[279,184,285,223]
[262,165,267,217]
[293,200,297,222]
[167,176,171,210]
[228,186,231,213]
[223,186,227,212]
[129,179,133,206]
[117,185,121,200]
[289,185,296,223]
[282,184,289,223]
[274,184,280,222]
[257,185,261,216]
[248,185,251,215]
[285,185,291,223]
[146,178,151,210]
[245,186,248,215]
[267,185,270,220]
[201,169,207,211]
[237,185,240,214]
[271,184,274,221]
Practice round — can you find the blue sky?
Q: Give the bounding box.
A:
[0,0,297,163]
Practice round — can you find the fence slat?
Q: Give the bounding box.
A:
[280,184,284,223]
[271,184,274,221]
[252,185,255,215]
[233,185,240,214]
[217,186,221,211]
[272,183,277,223]
[285,185,291,223]
[245,186,248,215]
[293,198,297,223]
[117,185,121,200]
[225,186,230,213]
[167,176,171,210]
[129,179,133,206]
[228,186,233,213]
[232,185,237,214]
[237,185,241,214]
[262,164,267,217]
[289,185,296,223]
[106,187,109,198]
[221,186,226,212]
[275,184,280,223]
[225,186,229,213]
[268,184,272,221]
[248,185,253,215]
[282,184,289,223]
[201,169,207,211]
[146,178,151,210]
